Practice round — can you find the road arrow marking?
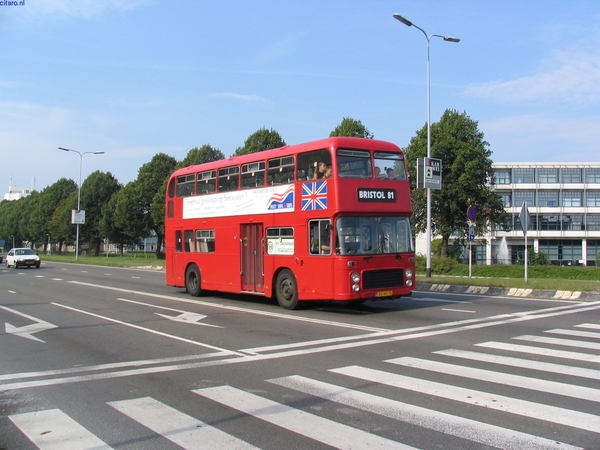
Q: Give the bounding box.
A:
[1,306,58,343]
[155,312,222,328]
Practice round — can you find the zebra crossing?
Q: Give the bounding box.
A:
[9,322,600,449]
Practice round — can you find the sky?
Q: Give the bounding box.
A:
[1,0,600,192]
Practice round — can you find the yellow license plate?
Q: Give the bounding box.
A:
[376,290,393,297]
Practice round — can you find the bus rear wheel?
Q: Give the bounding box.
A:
[275,269,299,310]
[185,264,202,297]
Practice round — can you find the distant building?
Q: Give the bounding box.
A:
[416,162,600,266]
[3,177,35,201]
[486,162,600,266]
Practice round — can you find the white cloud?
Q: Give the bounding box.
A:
[14,0,148,20]
[211,92,272,103]
[465,48,600,103]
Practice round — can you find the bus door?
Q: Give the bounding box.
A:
[241,223,265,293]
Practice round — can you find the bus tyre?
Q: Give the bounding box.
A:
[185,264,202,297]
[275,269,299,310]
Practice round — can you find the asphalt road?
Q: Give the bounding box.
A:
[1,261,600,449]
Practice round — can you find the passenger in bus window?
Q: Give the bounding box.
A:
[385,167,400,180]
[323,164,332,178]
[375,167,385,179]
[313,161,327,179]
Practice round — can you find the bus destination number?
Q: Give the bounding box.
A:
[357,188,396,203]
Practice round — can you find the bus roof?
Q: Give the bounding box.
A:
[171,137,402,178]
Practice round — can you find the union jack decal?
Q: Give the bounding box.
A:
[301,181,328,211]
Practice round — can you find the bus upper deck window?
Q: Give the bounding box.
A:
[374,151,406,181]
[337,149,372,179]
[297,149,331,181]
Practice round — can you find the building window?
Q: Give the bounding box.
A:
[514,213,536,231]
[513,168,535,183]
[538,240,582,264]
[498,192,511,207]
[538,191,559,207]
[587,240,600,266]
[514,190,535,207]
[586,215,600,231]
[585,168,600,184]
[537,168,558,183]
[493,170,511,184]
[539,215,560,231]
[562,215,583,231]
[562,191,582,207]
[586,191,600,207]
[561,168,581,183]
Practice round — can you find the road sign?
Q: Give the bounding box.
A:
[416,157,442,189]
[468,225,475,241]
[71,209,86,225]
[519,202,530,234]
[467,206,476,221]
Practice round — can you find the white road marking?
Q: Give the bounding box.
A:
[9,409,112,450]
[545,328,600,339]
[387,356,600,402]
[269,375,579,450]
[435,348,600,380]
[441,308,476,313]
[477,341,600,364]
[109,397,259,449]
[194,385,418,450]
[514,334,600,351]
[1,305,58,343]
[331,365,600,433]
[51,302,239,354]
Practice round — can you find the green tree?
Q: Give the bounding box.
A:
[404,109,507,257]
[80,171,121,256]
[0,198,26,249]
[329,117,374,139]
[233,128,286,156]
[100,190,138,255]
[112,181,145,251]
[176,144,225,170]
[48,192,77,254]
[32,178,78,252]
[112,153,176,257]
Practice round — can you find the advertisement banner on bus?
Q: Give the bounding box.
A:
[183,184,295,219]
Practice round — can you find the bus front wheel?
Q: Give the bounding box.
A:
[185,264,202,297]
[275,269,299,310]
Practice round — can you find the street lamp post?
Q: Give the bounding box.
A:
[58,147,105,260]
[392,13,460,278]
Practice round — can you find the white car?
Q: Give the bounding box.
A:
[6,248,41,269]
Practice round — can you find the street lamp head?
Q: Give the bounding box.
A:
[392,13,412,27]
[443,36,461,43]
[58,147,71,152]
[93,151,105,155]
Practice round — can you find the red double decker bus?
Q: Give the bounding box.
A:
[165,137,415,309]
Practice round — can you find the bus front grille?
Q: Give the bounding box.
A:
[362,269,404,289]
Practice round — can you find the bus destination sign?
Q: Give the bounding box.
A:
[357,188,396,203]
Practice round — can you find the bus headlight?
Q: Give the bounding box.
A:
[351,272,360,284]
[352,284,360,292]
[405,268,413,279]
